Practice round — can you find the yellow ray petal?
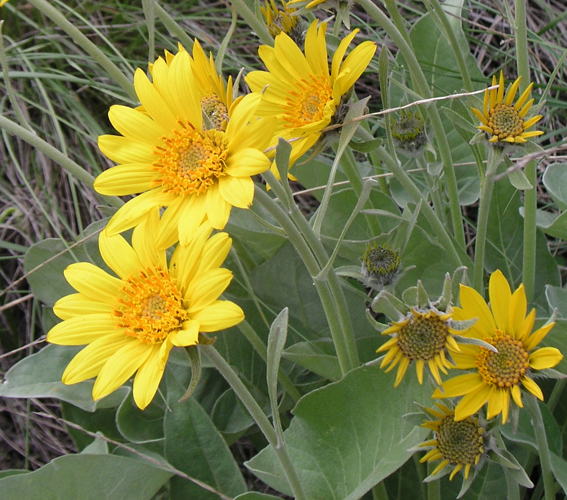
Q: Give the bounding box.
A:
[92,340,152,401]
[488,270,511,333]
[191,300,244,332]
[53,293,112,320]
[454,383,491,421]
[47,314,119,345]
[459,284,496,335]
[528,347,563,370]
[432,373,484,398]
[99,231,142,280]
[186,268,233,313]
[509,284,527,337]
[205,183,232,229]
[93,164,156,196]
[64,263,121,304]
[522,376,544,400]
[219,175,254,209]
[132,343,169,410]
[108,105,169,143]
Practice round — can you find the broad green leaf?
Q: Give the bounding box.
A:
[234,494,283,500]
[246,364,431,499]
[227,200,287,264]
[533,208,567,240]
[542,163,567,210]
[550,452,567,495]
[164,367,247,500]
[282,339,342,381]
[23,220,107,307]
[0,454,172,500]
[211,388,253,435]
[501,399,562,456]
[0,345,128,412]
[116,392,164,443]
[487,178,560,307]
[545,286,567,318]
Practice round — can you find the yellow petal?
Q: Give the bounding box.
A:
[53,293,112,320]
[97,134,155,165]
[64,263,121,304]
[132,343,170,410]
[191,300,244,332]
[394,357,410,387]
[132,207,167,270]
[205,183,231,229]
[99,230,142,280]
[522,376,544,400]
[509,284,527,338]
[92,340,152,401]
[108,105,169,143]
[486,387,505,420]
[47,314,118,345]
[432,372,484,398]
[528,347,563,370]
[523,321,554,351]
[504,77,521,106]
[459,283,496,335]
[198,232,232,273]
[62,333,132,384]
[94,164,156,196]
[219,175,254,209]
[170,320,200,347]
[454,383,491,421]
[186,268,233,313]
[133,68,178,131]
[488,270,511,333]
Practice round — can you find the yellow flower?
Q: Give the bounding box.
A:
[419,403,485,481]
[433,270,563,423]
[377,307,467,387]
[161,40,241,131]
[0,0,9,6]
[471,71,543,144]
[245,20,376,172]
[95,49,275,248]
[261,0,300,38]
[47,210,244,410]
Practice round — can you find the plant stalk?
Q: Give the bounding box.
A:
[202,345,307,500]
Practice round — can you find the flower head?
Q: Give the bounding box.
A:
[261,0,302,41]
[95,48,275,248]
[471,71,543,145]
[433,270,563,423]
[245,20,376,173]
[419,403,486,481]
[377,307,468,387]
[360,242,400,290]
[47,210,244,409]
[391,110,428,157]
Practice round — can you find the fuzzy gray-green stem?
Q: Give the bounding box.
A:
[473,146,504,294]
[202,345,307,500]
[525,395,555,500]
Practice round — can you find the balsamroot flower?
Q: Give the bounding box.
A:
[47,210,244,410]
[419,403,486,481]
[471,71,543,145]
[245,20,376,173]
[95,48,275,248]
[377,307,469,387]
[433,270,563,423]
[261,0,302,40]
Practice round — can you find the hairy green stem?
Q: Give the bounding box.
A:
[26,0,137,101]
[357,0,465,251]
[473,147,504,295]
[254,187,357,374]
[236,319,302,403]
[515,0,536,301]
[525,395,555,500]
[547,379,567,414]
[376,147,467,270]
[0,115,123,209]
[202,345,307,500]
[340,147,382,236]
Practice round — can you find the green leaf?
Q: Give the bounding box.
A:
[542,163,567,210]
[234,494,283,500]
[487,178,560,306]
[211,388,254,435]
[0,454,172,500]
[0,345,128,412]
[501,400,562,456]
[116,392,164,444]
[550,452,567,495]
[545,286,567,318]
[507,169,533,190]
[282,339,342,381]
[533,208,567,240]
[164,367,247,500]
[246,364,431,499]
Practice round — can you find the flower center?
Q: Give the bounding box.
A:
[488,104,524,140]
[152,123,228,196]
[436,415,484,467]
[397,314,449,361]
[112,267,188,344]
[201,94,229,131]
[476,331,530,388]
[283,74,333,129]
